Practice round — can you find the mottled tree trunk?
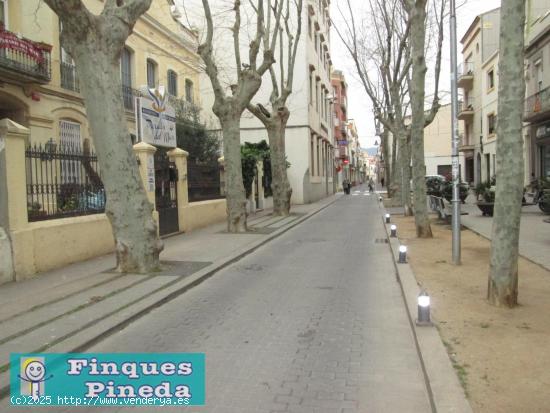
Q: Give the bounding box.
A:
[381,129,391,192]
[408,0,432,238]
[219,116,248,232]
[75,50,161,273]
[391,129,397,190]
[487,0,525,307]
[45,0,161,274]
[266,109,292,216]
[393,129,413,215]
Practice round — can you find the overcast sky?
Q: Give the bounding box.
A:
[330,0,501,149]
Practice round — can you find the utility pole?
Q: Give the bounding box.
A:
[450,0,461,264]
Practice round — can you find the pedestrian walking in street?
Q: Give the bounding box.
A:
[381,177,385,187]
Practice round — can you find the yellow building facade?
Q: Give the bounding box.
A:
[0,0,201,147]
[0,0,213,281]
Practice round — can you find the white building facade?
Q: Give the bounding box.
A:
[200,0,335,205]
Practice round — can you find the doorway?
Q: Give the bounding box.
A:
[154,148,179,236]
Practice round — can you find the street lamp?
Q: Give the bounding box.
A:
[385,213,390,223]
[390,224,397,238]
[398,245,407,264]
[416,291,432,326]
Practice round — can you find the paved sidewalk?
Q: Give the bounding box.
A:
[460,200,550,270]
[0,194,341,398]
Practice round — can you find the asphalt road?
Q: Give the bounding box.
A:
[7,187,431,413]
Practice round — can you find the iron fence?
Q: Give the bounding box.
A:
[187,160,224,202]
[25,143,105,221]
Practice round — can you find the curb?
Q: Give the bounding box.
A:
[381,210,473,413]
[0,194,342,400]
[461,221,550,273]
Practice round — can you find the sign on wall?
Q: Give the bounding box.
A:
[136,87,177,148]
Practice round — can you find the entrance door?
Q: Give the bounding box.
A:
[466,158,474,184]
[154,149,179,236]
[485,154,491,183]
[476,153,482,185]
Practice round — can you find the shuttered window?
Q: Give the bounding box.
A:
[167,70,178,96]
[146,59,157,89]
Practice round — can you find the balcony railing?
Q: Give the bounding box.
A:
[121,86,201,117]
[60,62,80,92]
[524,86,550,122]
[458,97,474,120]
[457,62,474,89]
[0,27,52,83]
[458,62,474,77]
[122,84,140,111]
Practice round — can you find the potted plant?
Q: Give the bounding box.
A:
[441,179,469,204]
[476,177,496,216]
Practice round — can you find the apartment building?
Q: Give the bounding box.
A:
[458,8,500,185]
[346,119,361,184]
[0,0,200,147]
[422,104,466,180]
[331,69,347,188]
[524,0,550,182]
[200,0,334,204]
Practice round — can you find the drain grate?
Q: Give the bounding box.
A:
[374,238,389,244]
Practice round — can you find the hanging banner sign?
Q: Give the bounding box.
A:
[0,29,45,62]
[136,86,176,148]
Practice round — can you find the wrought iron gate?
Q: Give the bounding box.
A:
[155,149,179,236]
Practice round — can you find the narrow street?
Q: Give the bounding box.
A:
[5,188,431,413]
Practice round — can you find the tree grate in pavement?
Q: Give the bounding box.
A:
[103,260,212,276]
[374,238,389,244]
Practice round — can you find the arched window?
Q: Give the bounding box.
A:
[146,58,157,89]
[185,79,194,103]
[167,69,178,96]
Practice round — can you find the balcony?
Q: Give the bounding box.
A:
[60,62,80,93]
[457,62,474,89]
[0,28,52,83]
[524,86,550,123]
[458,97,474,121]
[458,133,474,153]
[121,85,201,116]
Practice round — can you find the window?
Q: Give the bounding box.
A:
[0,0,8,29]
[534,58,543,91]
[314,33,318,53]
[310,134,315,176]
[487,69,495,91]
[146,58,157,88]
[59,119,82,183]
[167,70,178,96]
[185,79,194,103]
[308,16,312,38]
[120,47,133,109]
[120,47,132,87]
[309,70,313,105]
[488,113,497,135]
[315,79,320,112]
[316,138,320,176]
[60,22,78,92]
